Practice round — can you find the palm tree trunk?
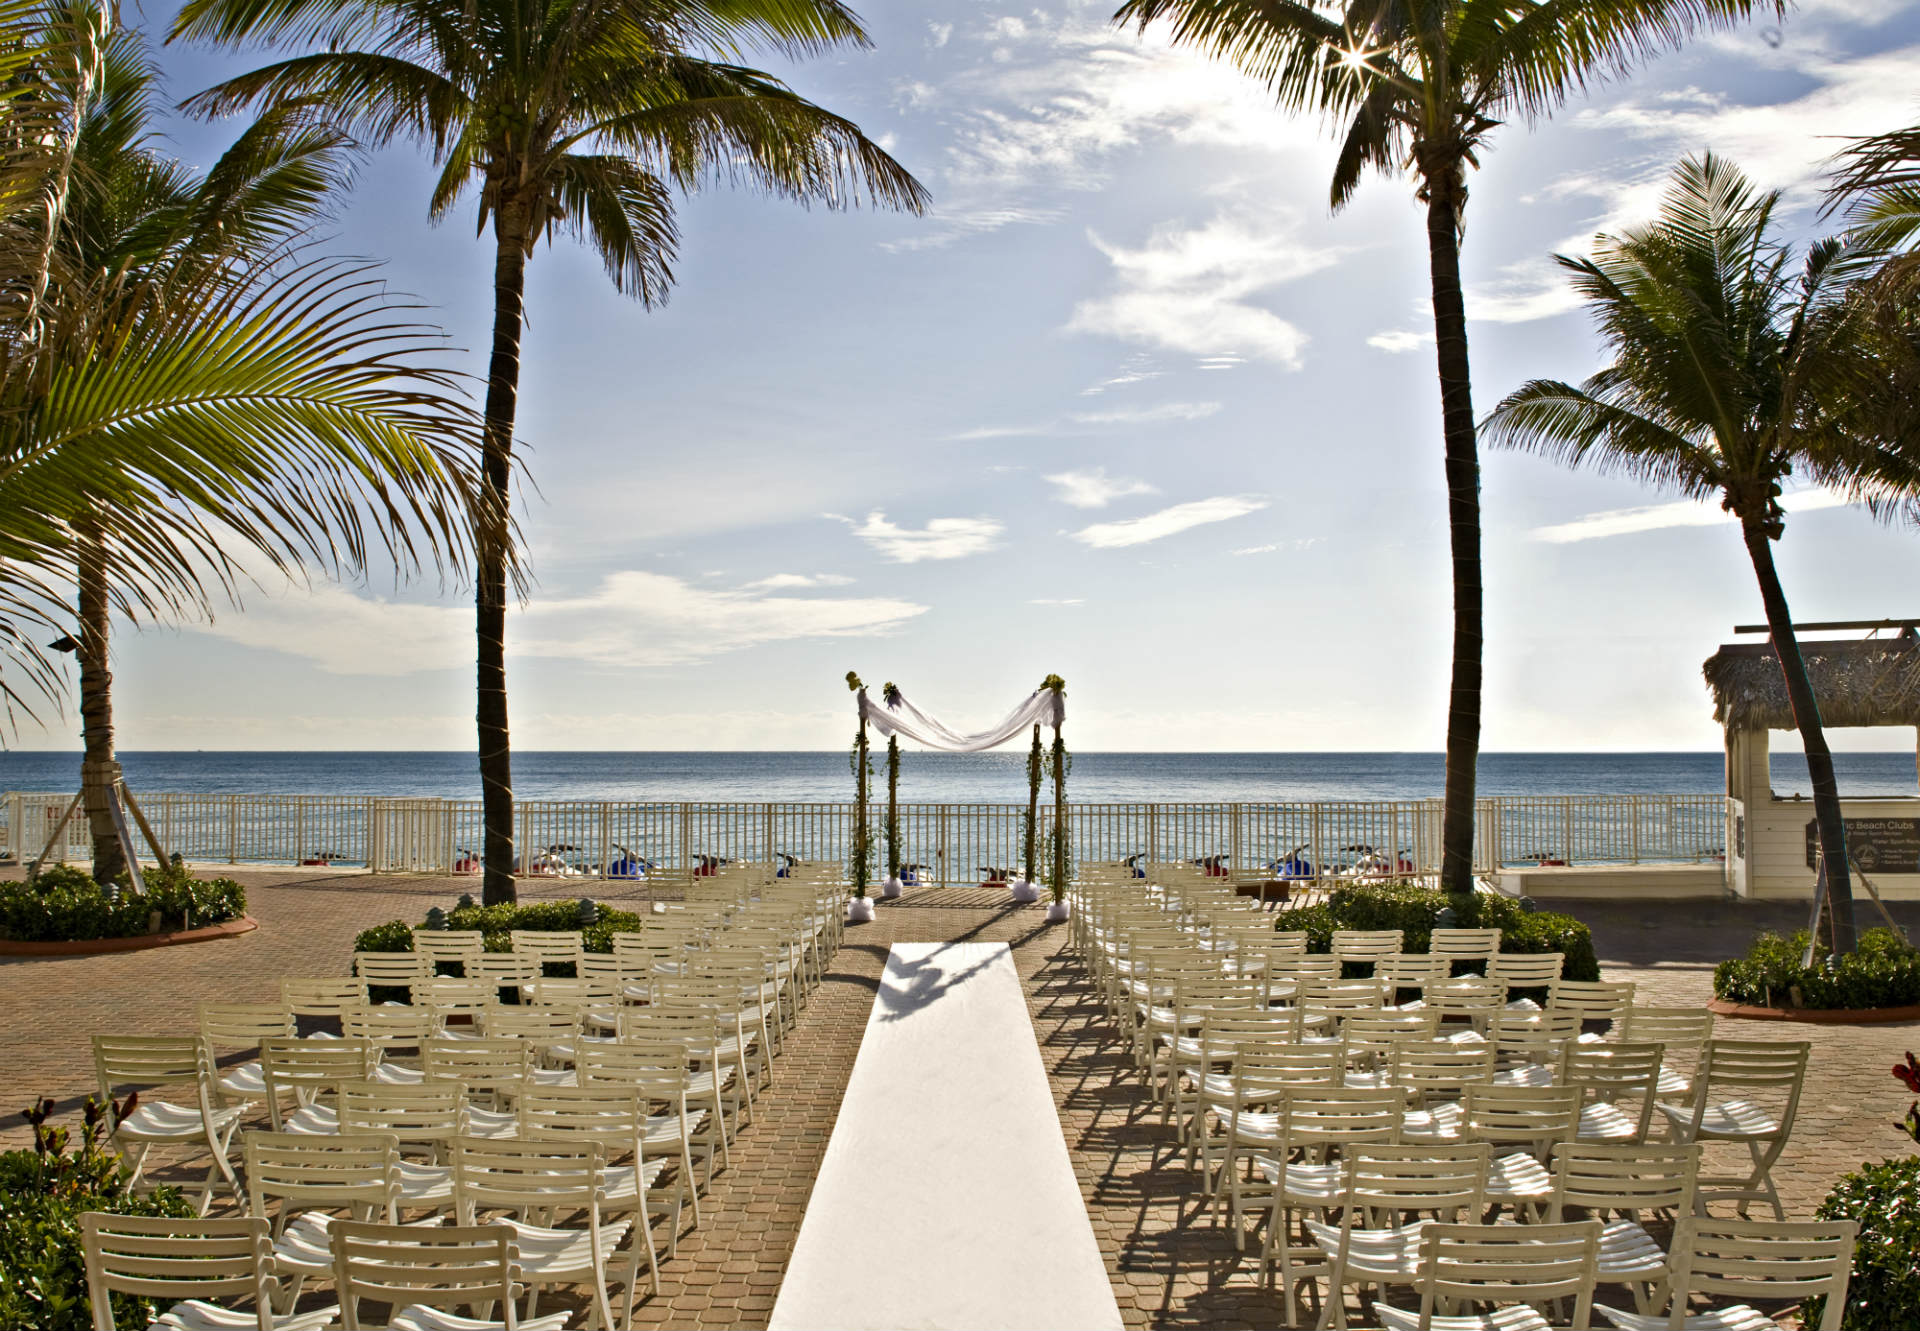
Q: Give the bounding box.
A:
[1421,160,1484,896]
[76,521,126,886]
[477,209,529,906]
[1740,520,1856,953]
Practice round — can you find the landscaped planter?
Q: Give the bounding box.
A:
[0,915,257,956]
[1707,996,1920,1025]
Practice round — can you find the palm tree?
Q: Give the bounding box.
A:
[1113,0,1782,893]
[1827,116,1920,258]
[0,8,492,882]
[1482,154,1920,955]
[48,24,467,884]
[172,0,927,904]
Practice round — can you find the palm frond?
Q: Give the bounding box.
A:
[1112,0,1351,114]
[548,152,678,299]
[1482,375,1721,498]
[180,52,470,155]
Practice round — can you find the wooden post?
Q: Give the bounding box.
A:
[886,734,900,879]
[26,792,83,880]
[1045,676,1068,902]
[1025,724,1042,885]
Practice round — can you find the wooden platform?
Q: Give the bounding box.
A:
[1490,861,1728,900]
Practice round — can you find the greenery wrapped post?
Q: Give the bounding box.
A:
[1024,723,1043,885]
[847,672,870,898]
[883,683,903,880]
[1043,675,1069,902]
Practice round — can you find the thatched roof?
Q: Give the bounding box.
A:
[1703,635,1920,731]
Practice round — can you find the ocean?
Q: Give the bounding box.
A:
[0,751,1913,804]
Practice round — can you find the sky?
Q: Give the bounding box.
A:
[19,0,1920,753]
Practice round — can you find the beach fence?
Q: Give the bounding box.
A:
[1,791,1726,886]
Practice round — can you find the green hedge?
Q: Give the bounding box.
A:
[0,1099,195,1331]
[1806,1154,1920,1331]
[1712,928,1920,1010]
[354,898,646,958]
[1271,881,1601,982]
[0,864,246,942]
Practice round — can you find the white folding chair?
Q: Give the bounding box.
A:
[1305,1143,1493,1329]
[451,1136,637,1330]
[330,1219,569,1330]
[93,1035,244,1213]
[244,1130,405,1300]
[198,1002,295,1109]
[1549,1142,1701,1315]
[1374,1219,1603,1331]
[80,1211,332,1331]
[1655,1040,1808,1218]
[1594,1218,1855,1331]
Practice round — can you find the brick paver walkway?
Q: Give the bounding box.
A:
[4,872,1916,1328]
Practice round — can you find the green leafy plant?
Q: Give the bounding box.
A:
[1806,1154,1920,1331]
[0,863,245,942]
[0,1096,194,1331]
[1713,928,1920,1010]
[355,901,644,962]
[1271,882,1600,982]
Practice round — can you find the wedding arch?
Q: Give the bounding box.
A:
[843,672,1069,917]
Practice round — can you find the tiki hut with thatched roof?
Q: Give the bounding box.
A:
[1706,626,1920,899]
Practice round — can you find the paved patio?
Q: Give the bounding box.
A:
[4,870,1917,1328]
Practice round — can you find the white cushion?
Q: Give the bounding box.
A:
[1594,1303,1774,1331]
[119,1100,242,1141]
[1376,1306,1554,1331]
[154,1301,337,1331]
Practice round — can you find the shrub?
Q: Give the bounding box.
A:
[0,863,246,942]
[1713,928,1920,1010]
[1271,881,1600,982]
[354,899,645,959]
[0,1097,195,1331]
[1806,1153,1920,1331]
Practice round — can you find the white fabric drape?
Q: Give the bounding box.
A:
[859,686,1063,753]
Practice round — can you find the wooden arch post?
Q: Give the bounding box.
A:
[847,672,873,920]
[1042,675,1068,914]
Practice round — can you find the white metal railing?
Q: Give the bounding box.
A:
[0,790,1727,885]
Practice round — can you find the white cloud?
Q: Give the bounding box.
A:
[1072,494,1268,548]
[1028,597,1085,606]
[198,572,928,674]
[947,399,1221,441]
[1070,401,1221,426]
[739,573,855,591]
[847,510,1005,562]
[1080,356,1164,395]
[1528,488,1853,544]
[1570,46,1920,203]
[1044,467,1158,509]
[1066,214,1335,367]
[1368,328,1433,354]
[946,422,1050,441]
[1232,537,1322,555]
[926,21,952,47]
[941,22,1318,191]
[1443,40,1920,326]
[879,204,1064,252]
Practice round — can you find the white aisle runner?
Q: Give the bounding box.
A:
[769,942,1124,1331]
